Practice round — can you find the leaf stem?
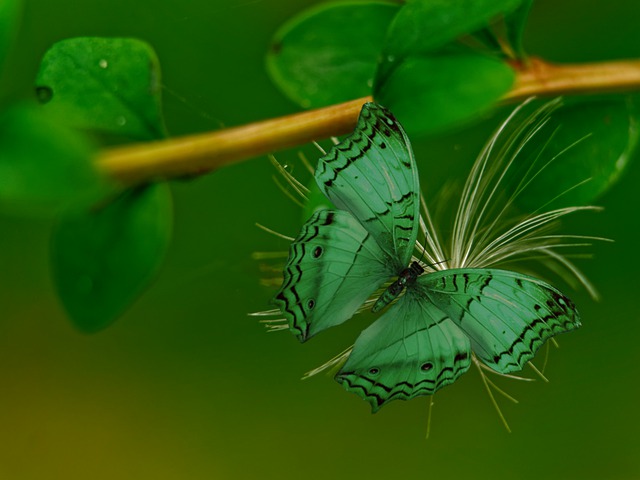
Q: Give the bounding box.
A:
[97,57,640,185]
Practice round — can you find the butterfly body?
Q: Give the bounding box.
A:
[274,102,581,411]
[372,261,424,313]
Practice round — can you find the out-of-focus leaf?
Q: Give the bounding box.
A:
[375,51,515,135]
[35,37,166,141]
[514,97,640,211]
[267,1,400,108]
[52,183,173,333]
[376,0,522,86]
[0,103,109,214]
[0,0,21,84]
[505,0,534,60]
[471,27,505,56]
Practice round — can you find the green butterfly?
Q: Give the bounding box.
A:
[274,102,580,412]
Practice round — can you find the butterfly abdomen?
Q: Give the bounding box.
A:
[372,262,425,313]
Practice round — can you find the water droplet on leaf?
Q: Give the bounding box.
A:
[35,86,53,104]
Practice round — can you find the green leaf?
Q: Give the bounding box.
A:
[471,27,505,56]
[504,0,534,60]
[52,183,173,333]
[35,37,166,141]
[266,1,400,108]
[514,97,640,211]
[0,103,110,215]
[375,51,515,135]
[376,0,522,85]
[0,0,21,83]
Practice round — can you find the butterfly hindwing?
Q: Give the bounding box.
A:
[420,269,581,374]
[335,287,471,412]
[315,103,420,269]
[274,209,394,342]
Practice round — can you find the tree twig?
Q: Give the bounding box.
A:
[97,57,640,185]
[507,57,640,99]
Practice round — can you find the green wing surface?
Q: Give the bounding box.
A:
[336,286,471,412]
[274,209,394,342]
[420,269,581,373]
[315,102,420,270]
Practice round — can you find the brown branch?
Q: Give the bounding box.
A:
[506,57,640,99]
[97,57,640,185]
[97,98,371,185]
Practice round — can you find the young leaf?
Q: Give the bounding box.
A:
[375,51,515,135]
[267,1,400,108]
[0,103,109,214]
[0,0,21,81]
[514,97,640,211]
[51,183,173,333]
[376,0,523,85]
[505,0,534,60]
[35,37,167,141]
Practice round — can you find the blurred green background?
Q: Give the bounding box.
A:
[1,0,639,478]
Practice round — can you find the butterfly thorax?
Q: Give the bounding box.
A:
[372,261,425,313]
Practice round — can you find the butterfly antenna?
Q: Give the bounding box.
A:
[419,257,450,273]
[415,236,447,270]
[416,238,429,265]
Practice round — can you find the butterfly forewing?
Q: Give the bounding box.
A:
[420,269,581,374]
[274,209,394,342]
[315,103,420,270]
[336,288,471,412]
